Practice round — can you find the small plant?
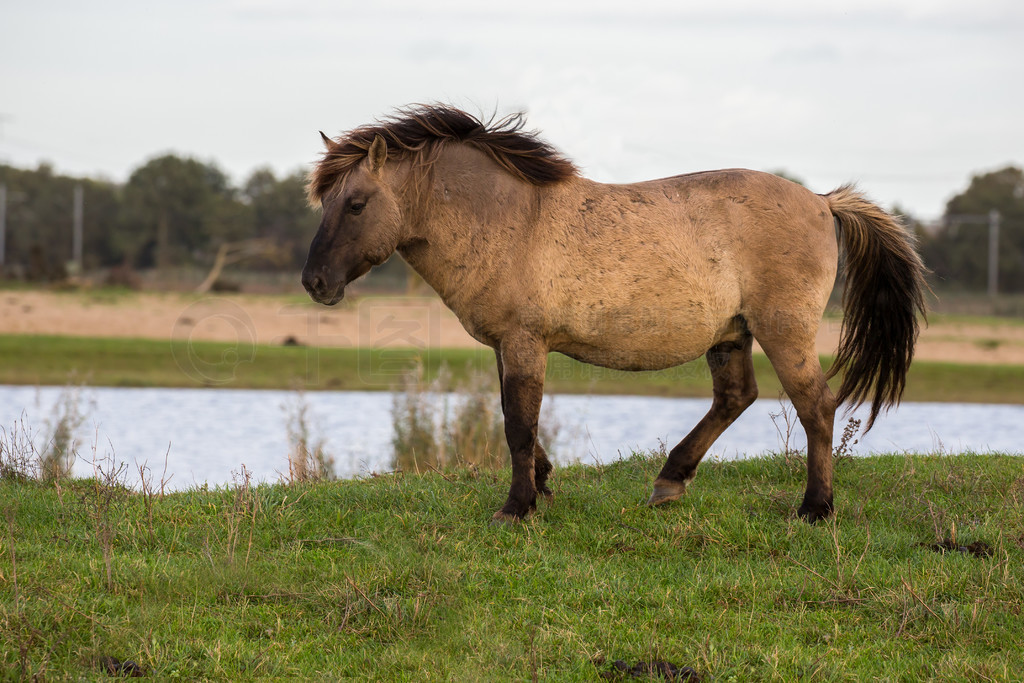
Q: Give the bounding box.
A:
[283,390,336,483]
[391,360,559,473]
[135,446,172,546]
[833,416,862,464]
[442,366,507,470]
[224,465,260,568]
[391,362,447,471]
[40,383,93,482]
[80,437,131,591]
[769,394,804,471]
[0,417,40,482]
[1,383,92,483]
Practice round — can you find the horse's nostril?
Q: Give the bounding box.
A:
[311,275,324,292]
[302,272,324,295]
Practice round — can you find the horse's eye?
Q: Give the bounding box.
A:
[350,201,366,215]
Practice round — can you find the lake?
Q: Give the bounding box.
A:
[1,384,1020,490]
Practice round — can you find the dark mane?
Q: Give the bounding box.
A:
[307,104,579,203]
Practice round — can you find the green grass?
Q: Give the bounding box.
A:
[2,333,1024,404]
[928,312,1024,328]
[1,453,1022,680]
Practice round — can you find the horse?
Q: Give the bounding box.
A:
[302,104,926,524]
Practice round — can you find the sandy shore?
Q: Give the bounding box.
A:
[3,290,1023,365]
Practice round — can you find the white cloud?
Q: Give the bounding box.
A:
[1,0,1021,218]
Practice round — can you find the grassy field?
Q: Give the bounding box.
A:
[1,452,1021,680]
[2,333,1024,404]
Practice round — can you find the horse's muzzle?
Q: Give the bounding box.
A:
[301,270,344,306]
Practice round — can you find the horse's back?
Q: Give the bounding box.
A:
[628,168,839,305]
[531,170,837,369]
[659,170,840,349]
[547,168,835,302]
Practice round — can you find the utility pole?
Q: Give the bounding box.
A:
[0,183,6,270]
[72,184,84,273]
[988,209,1000,298]
[0,113,11,273]
[947,212,1001,298]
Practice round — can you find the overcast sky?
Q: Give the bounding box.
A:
[2,0,1022,218]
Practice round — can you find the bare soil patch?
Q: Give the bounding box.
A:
[597,658,702,681]
[926,539,995,558]
[2,290,1023,365]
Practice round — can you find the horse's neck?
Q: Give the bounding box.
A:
[397,149,540,309]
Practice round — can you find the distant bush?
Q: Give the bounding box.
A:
[103,264,142,290]
[1,384,90,483]
[283,391,336,483]
[391,361,559,473]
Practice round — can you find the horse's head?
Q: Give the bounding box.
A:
[302,134,402,305]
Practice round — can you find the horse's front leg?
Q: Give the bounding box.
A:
[492,335,548,523]
[495,348,555,504]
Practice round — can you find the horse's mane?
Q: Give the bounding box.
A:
[307,104,578,204]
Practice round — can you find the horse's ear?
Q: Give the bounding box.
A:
[319,131,334,150]
[368,134,387,175]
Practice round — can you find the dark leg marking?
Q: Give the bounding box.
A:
[492,339,547,523]
[756,331,837,523]
[534,443,554,502]
[649,331,758,506]
[497,349,553,504]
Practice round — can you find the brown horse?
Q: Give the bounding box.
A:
[302,105,926,523]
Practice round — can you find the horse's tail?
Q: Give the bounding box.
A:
[824,184,927,431]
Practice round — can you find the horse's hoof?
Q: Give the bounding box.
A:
[490,509,531,525]
[797,497,834,523]
[646,478,687,507]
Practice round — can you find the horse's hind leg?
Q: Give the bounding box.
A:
[534,443,554,503]
[755,325,837,522]
[648,332,758,506]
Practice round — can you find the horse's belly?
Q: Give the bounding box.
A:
[550,306,723,371]
[554,342,702,371]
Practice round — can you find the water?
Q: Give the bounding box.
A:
[2,384,1020,490]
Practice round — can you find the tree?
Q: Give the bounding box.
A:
[242,167,318,269]
[194,238,284,293]
[0,163,121,278]
[768,169,805,187]
[119,154,244,269]
[923,166,1024,292]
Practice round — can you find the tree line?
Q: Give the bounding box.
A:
[1,156,1022,292]
[0,155,316,280]
[913,166,1024,294]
